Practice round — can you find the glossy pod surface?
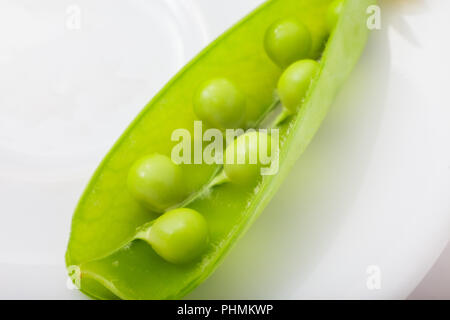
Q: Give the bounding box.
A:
[66,0,375,299]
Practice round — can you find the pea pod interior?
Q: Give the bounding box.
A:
[66,0,375,299]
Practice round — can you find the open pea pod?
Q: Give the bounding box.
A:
[66,0,375,299]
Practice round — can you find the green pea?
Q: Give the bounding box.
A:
[277,59,319,113]
[146,208,209,264]
[193,78,246,130]
[326,0,344,32]
[224,131,273,185]
[264,18,312,68]
[127,154,186,212]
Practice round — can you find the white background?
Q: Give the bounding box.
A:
[0,0,449,299]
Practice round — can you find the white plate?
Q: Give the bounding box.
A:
[0,0,449,299]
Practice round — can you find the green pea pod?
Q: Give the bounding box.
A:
[66,0,375,299]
